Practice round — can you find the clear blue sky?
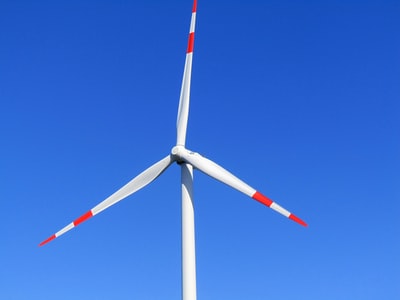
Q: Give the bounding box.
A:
[1,0,399,299]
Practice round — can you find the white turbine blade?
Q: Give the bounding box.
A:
[178,148,307,226]
[39,154,174,246]
[176,0,197,146]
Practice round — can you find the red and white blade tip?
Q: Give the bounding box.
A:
[186,1,196,54]
[39,210,94,246]
[252,191,307,227]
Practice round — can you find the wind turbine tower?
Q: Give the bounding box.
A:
[40,1,307,299]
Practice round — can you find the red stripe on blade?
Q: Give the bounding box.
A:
[39,234,56,246]
[187,32,194,53]
[252,191,273,207]
[192,0,197,12]
[289,214,307,227]
[73,210,93,226]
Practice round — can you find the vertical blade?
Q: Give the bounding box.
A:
[176,0,197,146]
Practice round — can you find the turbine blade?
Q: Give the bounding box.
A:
[39,154,174,246]
[176,0,197,146]
[180,149,307,226]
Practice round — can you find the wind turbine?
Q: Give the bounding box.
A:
[40,1,307,299]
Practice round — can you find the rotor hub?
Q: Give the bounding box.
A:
[171,145,186,161]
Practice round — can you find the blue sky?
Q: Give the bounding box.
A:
[1,0,399,299]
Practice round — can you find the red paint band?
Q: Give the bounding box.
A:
[192,0,197,13]
[289,214,307,227]
[73,210,93,226]
[39,234,56,246]
[252,191,273,207]
[187,32,194,53]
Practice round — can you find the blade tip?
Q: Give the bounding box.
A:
[39,234,56,247]
[289,214,308,227]
[192,0,197,12]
